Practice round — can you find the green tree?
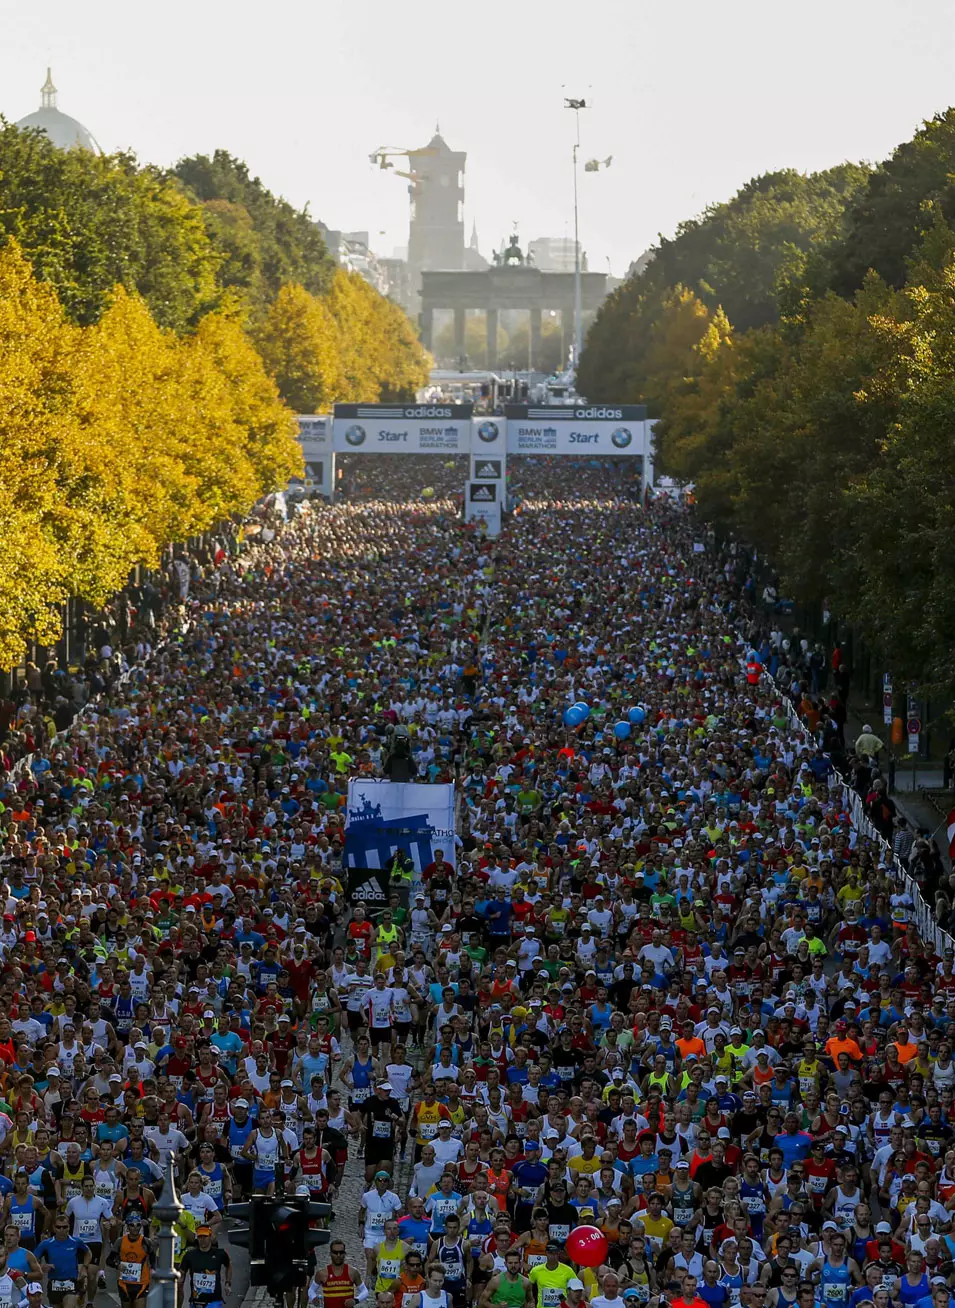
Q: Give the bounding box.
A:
[174,150,335,313]
[656,165,868,330]
[576,271,669,405]
[825,109,955,296]
[0,120,220,329]
[578,164,868,400]
[841,223,955,692]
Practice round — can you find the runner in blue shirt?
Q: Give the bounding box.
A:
[36,1214,91,1308]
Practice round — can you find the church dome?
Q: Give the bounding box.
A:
[15,70,101,154]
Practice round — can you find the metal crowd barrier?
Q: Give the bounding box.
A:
[756,656,955,956]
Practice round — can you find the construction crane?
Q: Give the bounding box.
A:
[369,145,437,196]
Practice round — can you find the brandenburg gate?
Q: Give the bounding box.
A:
[419,263,609,369]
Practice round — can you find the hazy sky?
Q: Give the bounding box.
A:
[3,0,954,276]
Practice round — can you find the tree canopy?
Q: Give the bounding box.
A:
[0,239,301,667]
[577,113,955,700]
[0,123,430,665]
[825,109,955,296]
[0,120,220,329]
[173,149,336,314]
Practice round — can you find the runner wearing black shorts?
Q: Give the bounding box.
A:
[360,1082,403,1184]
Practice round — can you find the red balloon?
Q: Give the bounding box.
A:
[566,1225,608,1268]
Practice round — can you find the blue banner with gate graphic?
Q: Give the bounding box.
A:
[343,780,457,876]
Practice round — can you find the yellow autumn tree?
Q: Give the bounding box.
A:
[0,240,302,669]
[194,303,302,494]
[325,269,372,401]
[325,269,430,403]
[256,272,430,410]
[70,286,193,578]
[253,282,344,413]
[0,241,86,662]
[373,290,432,400]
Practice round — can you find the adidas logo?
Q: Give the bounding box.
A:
[352,881,387,902]
[471,486,494,501]
[476,462,500,478]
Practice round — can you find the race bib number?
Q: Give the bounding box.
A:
[11,1213,30,1230]
[824,1286,846,1301]
[353,1088,371,1104]
[76,1218,98,1238]
[193,1273,217,1295]
[419,1122,438,1139]
[120,1262,143,1283]
[372,1120,391,1139]
[542,1290,562,1307]
[51,1281,75,1294]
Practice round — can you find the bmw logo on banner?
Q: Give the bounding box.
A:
[477,421,500,443]
[344,424,367,446]
[611,427,633,449]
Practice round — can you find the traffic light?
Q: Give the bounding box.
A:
[227,1200,268,1286]
[230,1196,332,1294]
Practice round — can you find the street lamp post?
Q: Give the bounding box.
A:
[564,97,588,371]
[148,1158,182,1308]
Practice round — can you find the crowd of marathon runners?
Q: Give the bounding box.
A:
[0,457,950,1308]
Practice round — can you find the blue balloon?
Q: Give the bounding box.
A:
[613,720,631,740]
[564,706,585,727]
[628,706,646,725]
[573,701,591,720]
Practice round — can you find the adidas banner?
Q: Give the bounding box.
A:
[471,458,502,480]
[504,404,649,456]
[346,866,393,909]
[332,404,473,454]
[464,481,502,535]
[344,780,457,875]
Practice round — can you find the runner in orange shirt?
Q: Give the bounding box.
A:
[824,1021,864,1064]
[676,1019,705,1063]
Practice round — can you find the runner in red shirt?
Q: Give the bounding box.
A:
[347,905,373,960]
